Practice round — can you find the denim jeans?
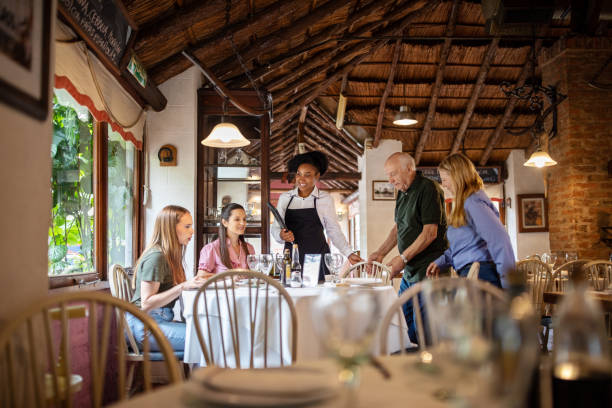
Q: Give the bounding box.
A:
[126,306,186,352]
[457,261,502,288]
[398,278,430,347]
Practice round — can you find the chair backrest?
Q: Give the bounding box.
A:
[192,270,297,368]
[525,254,541,261]
[516,259,553,315]
[108,264,142,359]
[343,261,392,284]
[583,260,612,291]
[466,261,480,280]
[0,291,180,408]
[552,259,591,292]
[379,277,508,355]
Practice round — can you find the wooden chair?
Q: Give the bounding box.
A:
[516,259,554,351]
[0,291,180,408]
[342,261,392,285]
[192,270,297,368]
[583,260,612,291]
[379,277,508,354]
[552,259,591,292]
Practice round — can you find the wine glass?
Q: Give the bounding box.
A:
[311,288,381,395]
[542,253,558,270]
[246,254,260,272]
[565,251,578,262]
[324,253,344,284]
[259,254,273,275]
[289,270,302,288]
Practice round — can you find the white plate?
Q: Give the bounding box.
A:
[184,366,339,407]
[344,277,384,286]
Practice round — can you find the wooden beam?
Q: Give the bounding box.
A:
[310,102,363,150]
[303,126,357,169]
[373,39,402,148]
[272,1,434,129]
[414,0,459,165]
[233,0,399,88]
[183,50,268,116]
[480,40,542,166]
[304,120,360,161]
[308,107,361,155]
[297,106,308,150]
[212,0,354,80]
[451,37,500,155]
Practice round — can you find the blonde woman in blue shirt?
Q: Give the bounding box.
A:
[426,154,515,288]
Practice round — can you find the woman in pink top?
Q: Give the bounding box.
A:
[197,203,255,279]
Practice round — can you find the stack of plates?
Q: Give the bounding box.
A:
[184,365,339,407]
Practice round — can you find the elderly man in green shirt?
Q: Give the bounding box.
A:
[368,152,448,346]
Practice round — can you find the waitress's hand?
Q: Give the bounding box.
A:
[426,262,440,279]
[347,253,362,265]
[280,228,294,242]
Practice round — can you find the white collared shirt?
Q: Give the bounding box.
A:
[271,186,353,257]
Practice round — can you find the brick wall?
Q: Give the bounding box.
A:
[541,37,612,259]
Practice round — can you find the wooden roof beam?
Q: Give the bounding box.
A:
[308,105,362,154]
[450,37,500,155]
[373,39,402,148]
[297,106,308,149]
[272,1,434,130]
[213,0,354,80]
[305,116,361,158]
[413,0,459,165]
[303,126,358,170]
[479,40,542,166]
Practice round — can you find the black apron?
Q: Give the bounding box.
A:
[283,195,330,282]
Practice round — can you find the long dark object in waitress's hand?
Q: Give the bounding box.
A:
[267,202,294,245]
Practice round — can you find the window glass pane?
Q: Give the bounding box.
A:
[107,126,135,268]
[49,93,94,275]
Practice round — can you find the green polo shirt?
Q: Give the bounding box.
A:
[131,249,176,309]
[395,173,448,283]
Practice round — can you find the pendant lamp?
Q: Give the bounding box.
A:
[393,105,418,126]
[524,126,557,168]
[201,98,250,148]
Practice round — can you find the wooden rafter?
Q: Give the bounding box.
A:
[304,121,360,161]
[373,39,402,148]
[303,126,357,170]
[213,0,354,80]
[297,106,308,147]
[450,37,500,155]
[309,104,362,154]
[414,0,459,165]
[272,1,434,129]
[479,40,542,166]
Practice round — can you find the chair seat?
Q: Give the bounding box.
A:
[147,351,184,361]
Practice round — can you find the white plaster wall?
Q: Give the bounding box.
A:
[504,150,550,260]
[0,2,57,321]
[145,67,203,277]
[358,139,402,261]
[328,192,349,253]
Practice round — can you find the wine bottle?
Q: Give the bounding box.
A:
[551,271,611,408]
[291,243,301,276]
[282,249,291,287]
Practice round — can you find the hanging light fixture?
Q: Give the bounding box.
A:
[393,105,418,126]
[524,125,557,168]
[201,98,251,148]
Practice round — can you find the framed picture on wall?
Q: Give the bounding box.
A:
[372,180,396,200]
[517,194,548,233]
[0,0,52,121]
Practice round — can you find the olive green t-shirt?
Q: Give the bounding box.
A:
[395,173,448,283]
[131,249,176,309]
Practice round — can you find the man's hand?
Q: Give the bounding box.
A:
[386,256,406,279]
[367,251,384,264]
[279,229,294,242]
[426,262,440,279]
[347,253,362,265]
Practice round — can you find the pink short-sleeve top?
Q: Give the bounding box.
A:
[197,238,255,274]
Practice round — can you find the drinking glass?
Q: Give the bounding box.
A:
[565,252,578,262]
[289,271,302,288]
[324,253,344,283]
[274,254,284,278]
[542,253,558,270]
[246,254,259,272]
[259,254,274,275]
[311,288,380,395]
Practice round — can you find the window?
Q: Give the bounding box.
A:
[49,94,95,276]
[107,126,136,268]
[49,91,141,286]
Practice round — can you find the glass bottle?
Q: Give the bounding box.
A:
[552,272,611,408]
[290,243,303,288]
[282,249,291,287]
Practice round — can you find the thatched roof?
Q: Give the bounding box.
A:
[120,0,611,191]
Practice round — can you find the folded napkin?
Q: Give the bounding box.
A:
[195,366,338,398]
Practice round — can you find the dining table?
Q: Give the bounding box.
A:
[181,284,410,368]
[543,290,612,312]
[110,352,508,408]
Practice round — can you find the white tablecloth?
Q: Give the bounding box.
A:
[181,285,409,368]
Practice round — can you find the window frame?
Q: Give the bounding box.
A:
[49,119,143,289]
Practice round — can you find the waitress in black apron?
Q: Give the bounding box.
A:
[271,151,362,282]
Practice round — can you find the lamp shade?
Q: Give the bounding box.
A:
[524,150,557,168]
[201,122,250,148]
[393,105,418,126]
